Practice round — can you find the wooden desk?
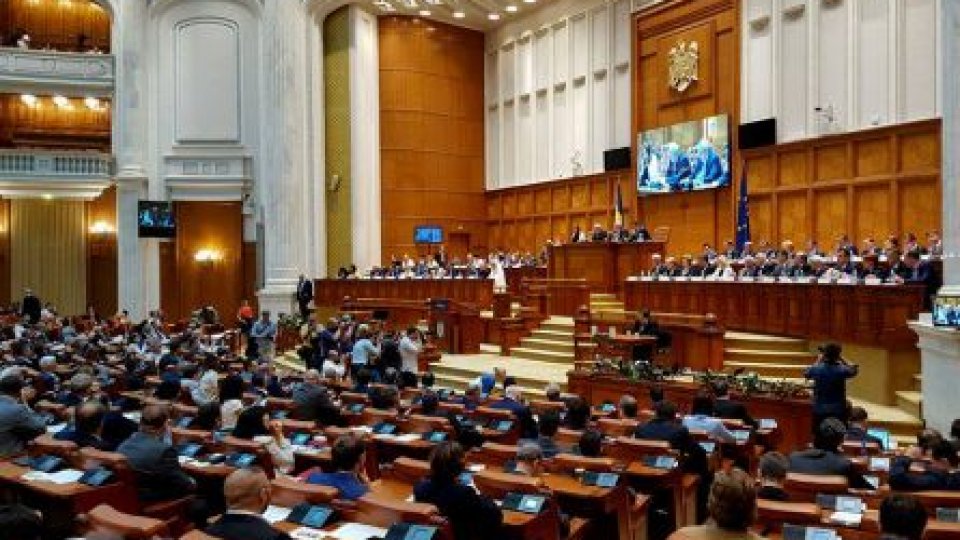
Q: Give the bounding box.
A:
[314,278,494,310]
[623,279,925,350]
[567,372,813,452]
[547,242,665,294]
[504,266,547,298]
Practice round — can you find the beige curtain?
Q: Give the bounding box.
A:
[10,199,86,315]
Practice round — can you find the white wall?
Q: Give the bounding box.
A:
[741,0,940,142]
[485,0,633,189]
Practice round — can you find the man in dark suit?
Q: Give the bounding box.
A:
[206,467,291,540]
[634,400,692,450]
[291,369,340,427]
[296,274,313,320]
[889,440,960,492]
[632,223,652,242]
[844,406,884,449]
[712,381,757,428]
[590,224,608,242]
[904,250,940,305]
[488,386,537,440]
[117,404,196,502]
[631,310,660,362]
[789,418,871,489]
[53,401,106,449]
[0,373,46,457]
[20,289,40,324]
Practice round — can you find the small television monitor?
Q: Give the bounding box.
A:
[138,201,176,238]
[414,225,443,244]
[932,296,960,328]
[637,113,731,194]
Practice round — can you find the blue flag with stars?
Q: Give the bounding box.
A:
[735,163,750,252]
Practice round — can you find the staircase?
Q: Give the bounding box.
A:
[589,293,626,317]
[431,316,576,397]
[722,332,815,380]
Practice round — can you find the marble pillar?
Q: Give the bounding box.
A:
[908,0,959,433]
[113,0,158,319]
[257,0,314,317]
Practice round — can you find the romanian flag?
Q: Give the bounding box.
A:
[614,181,625,228]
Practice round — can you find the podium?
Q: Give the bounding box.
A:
[547,242,665,293]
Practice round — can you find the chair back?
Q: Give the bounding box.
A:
[472,442,519,467]
[437,402,465,416]
[265,397,296,413]
[915,491,960,516]
[529,400,566,417]
[28,434,78,464]
[924,521,960,540]
[755,500,820,535]
[597,418,639,438]
[386,457,431,485]
[475,406,514,421]
[555,428,583,447]
[278,418,317,437]
[841,440,882,457]
[270,476,338,507]
[361,408,399,426]
[339,392,370,406]
[472,469,545,500]
[606,437,674,464]
[86,504,167,539]
[406,414,453,435]
[551,453,616,474]
[348,496,449,536]
[784,473,849,502]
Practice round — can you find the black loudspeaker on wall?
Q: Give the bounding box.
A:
[738,118,777,150]
[603,147,631,172]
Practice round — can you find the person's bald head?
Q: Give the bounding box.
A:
[140,404,169,434]
[223,467,271,513]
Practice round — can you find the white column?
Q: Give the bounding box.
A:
[907,0,959,433]
[348,5,381,270]
[112,0,158,319]
[257,0,313,316]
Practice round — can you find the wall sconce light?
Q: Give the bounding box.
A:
[20,94,38,108]
[194,249,223,263]
[84,97,102,111]
[52,95,73,109]
[88,220,114,235]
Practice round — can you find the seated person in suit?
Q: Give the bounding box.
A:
[844,406,884,448]
[513,442,546,478]
[544,383,563,403]
[631,310,660,361]
[789,418,871,489]
[738,258,760,278]
[619,394,639,420]
[117,404,196,502]
[609,223,629,243]
[632,223,652,242]
[0,373,49,458]
[834,248,859,277]
[305,433,370,499]
[635,400,708,477]
[575,429,603,458]
[889,439,960,491]
[879,494,928,540]
[671,468,763,540]
[712,382,756,428]
[682,391,736,443]
[789,253,814,278]
[650,254,670,276]
[903,250,940,300]
[520,410,562,458]
[54,401,106,449]
[291,369,340,427]
[677,256,695,277]
[665,257,681,277]
[489,385,538,439]
[472,367,507,398]
[590,223,608,242]
[205,467,291,540]
[858,254,887,281]
[414,442,502,540]
[352,367,373,394]
[562,396,591,431]
[57,373,93,407]
[756,452,789,501]
[770,251,792,277]
[886,248,911,281]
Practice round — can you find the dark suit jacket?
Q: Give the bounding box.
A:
[116,431,196,501]
[414,478,502,540]
[488,398,538,439]
[53,426,104,450]
[634,419,708,476]
[789,448,872,489]
[20,295,41,324]
[291,383,340,426]
[713,398,757,428]
[889,457,960,492]
[297,279,313,302]
[844,427,884,449]
[206,513,291,540]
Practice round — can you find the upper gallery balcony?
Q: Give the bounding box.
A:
[0,148,113,199]
[0,47,113,96]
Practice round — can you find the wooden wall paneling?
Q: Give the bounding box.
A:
[379,17,487,261]
[899,179,940,239]
[85,186,116,317]
[159,240,178,321]
[750,196,772,247]
[778,150,807,188]
[0,94,111,150]
[813,189,848,249]
[2,0,110,52]
[0,199,9,307]
[777,192,807,245]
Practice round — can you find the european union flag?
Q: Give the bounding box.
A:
[735,163,750,252]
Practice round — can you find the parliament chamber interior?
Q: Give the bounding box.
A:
[0,0,958,538]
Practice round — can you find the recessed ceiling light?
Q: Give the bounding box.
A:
[523,0,536,3]
[419,9,431,16]
[84,97,101,110]
[20,94,38,107]
[488,12,500,20]
[41,193,53,200]
[453,10,465,18]
[505,5,518,12]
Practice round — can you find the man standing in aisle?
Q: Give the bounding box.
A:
[250,311,278,363]
[296,274,313,321]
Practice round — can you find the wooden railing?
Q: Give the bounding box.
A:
[520,278,590,317]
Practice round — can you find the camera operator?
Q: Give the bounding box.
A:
[804,343,858,430]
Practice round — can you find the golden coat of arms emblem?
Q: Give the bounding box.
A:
[668,40,700,92]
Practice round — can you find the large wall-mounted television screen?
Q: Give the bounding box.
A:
[138,201,176,238]
[414,225,443,244]
[637,114,731,194]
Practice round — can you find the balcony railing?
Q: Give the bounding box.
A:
[0,47,114,93]
[0,149,113,199]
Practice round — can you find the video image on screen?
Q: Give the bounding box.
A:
[637,114,730,194]
[932,296,960,327]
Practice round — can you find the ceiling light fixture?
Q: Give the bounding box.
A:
[84,97,101,110]
[488,12,500,20]
[52,95,72,109]
[453,10,465,18]
[505,5,518,12]
[419,9,431,16]
[20,94,38,108]
[523,0,536,3]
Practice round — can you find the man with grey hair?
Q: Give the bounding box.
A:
[250,311,277,362]
[544,383,562,402]
[292,368,339,426]
[321,350,345,380]
[0,373,45,457]
[37,356,59,394]
[514,442,545,477]
[490,385,537,439]
[58,373,93,407]
[619,394,639,419]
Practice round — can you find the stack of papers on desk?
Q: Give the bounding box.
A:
[22,469,84,484]
[325,523,388,540]
[828,511,863,527]
[262,505,292,524]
